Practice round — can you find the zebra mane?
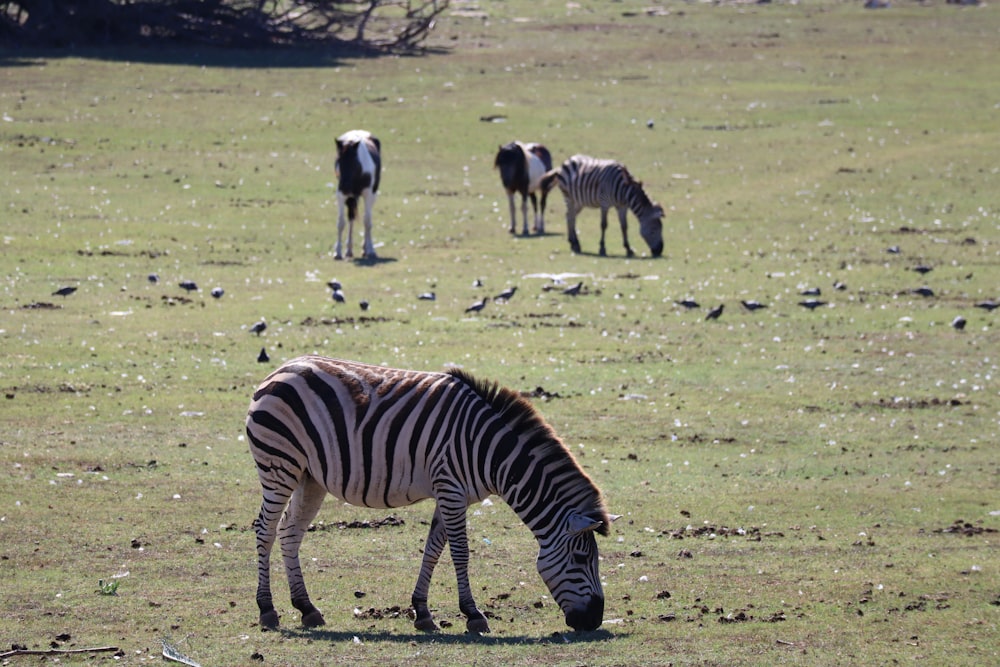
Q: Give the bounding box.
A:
[447,368,611,535]
[621,166,656,214]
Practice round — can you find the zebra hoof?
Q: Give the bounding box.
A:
[301,610,326,628]
[466,617,491,634]
[259,610,280,631]
[413,616,439,632]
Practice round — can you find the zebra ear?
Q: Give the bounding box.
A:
[566,512,604,536]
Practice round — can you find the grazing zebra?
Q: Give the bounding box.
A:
[246,356,613,634]
[541,154,664,258]
[334,129,381,260]
[494,141,554,236]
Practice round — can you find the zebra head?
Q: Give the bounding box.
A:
[536,510,609,631]
[639,204,665,258]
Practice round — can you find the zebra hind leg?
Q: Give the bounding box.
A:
[254,496,283,630]
[279,474,329,628]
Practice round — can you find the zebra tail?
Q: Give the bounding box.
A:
[539,169,561,194]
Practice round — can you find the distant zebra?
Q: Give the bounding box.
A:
[542,154,664,257]
[334,130,381,260]
[494,141,554,236]
[246,356,613,634]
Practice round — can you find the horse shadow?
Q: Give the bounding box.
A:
[280,625,621,646]
[343,255,398,267]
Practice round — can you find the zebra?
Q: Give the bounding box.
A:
[541,154,664,258]
[334,129,381,260]
[246,355,613,634]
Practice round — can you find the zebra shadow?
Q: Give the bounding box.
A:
[281,626,621,645]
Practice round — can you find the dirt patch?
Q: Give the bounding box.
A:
[20,302,61,310]
[929,519,997,537]
[308,516,405,531]
[662,524,783,541]
[854,397,966,410]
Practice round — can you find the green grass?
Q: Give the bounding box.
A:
[1,1,999,665]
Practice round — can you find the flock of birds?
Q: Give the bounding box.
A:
[47,242,998,364]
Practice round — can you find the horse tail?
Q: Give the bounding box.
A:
[345,195,359,221]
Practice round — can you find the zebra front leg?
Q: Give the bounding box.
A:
[617,206,635,257]
[566,206,581,254]
[411,508,447,631]
[599,207,610,257]
[439,498,490,634]
[279,475,328,628]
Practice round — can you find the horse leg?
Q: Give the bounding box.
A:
[334,193,347,260]
[520,191,530,236]
[567,204,581,254]
[529,193,540,235]
[279,473,328,628]
[361,189,377,259]
[536,188,548,234]
[618,206,635,257]
[506,192,517,234]
[411,507,448,631]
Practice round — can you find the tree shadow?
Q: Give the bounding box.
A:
[280,625,622,646]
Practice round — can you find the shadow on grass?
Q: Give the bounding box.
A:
[281,626,622,646]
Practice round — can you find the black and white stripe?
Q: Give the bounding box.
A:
[543,154,664,257]
[246,355,612,633]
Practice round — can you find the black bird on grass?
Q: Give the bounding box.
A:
[705,304,724,320]
[974,300,999,312]
[465,298,488,314]
[359,299,370,311]
[913,265,933,275]
[951,315,966,331]
[675,299,700,309]
[800,287,821,297]
[494,286,517,302]
[179,280,198,293]
[327,279,342,291]
[147,273,159,284]
[740,299,767,312]
[562,282,584,296]
[52,286,77,297]
[799,299,827,310]
[257,347,270,363]
[332,289,346,304]
[211,287,224,299]
[418,292,436,301]
[912,287,935,298]
[249,320,267,336]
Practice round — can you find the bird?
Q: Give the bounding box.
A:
[833,281,848,291]
[147,273,159,284]
[913,265,933,275]
[912,287,935,298]
[332,289,346,304]
[327,279,342,291]
[562,282,584,296]
[675,299,700,309]
[494,286,517,302]
[800,287,822,296]
[647,119,655,129]
[179,280,198,293]
[974,300,999,312]
[52,286,77,297]
[210,287,224,299]
[257,347,270,363]
[418,292,436,301]
[740,299,767,312]
[465,298,487,313]
[951,315,966,331]
[359,300,370,311]
[249,320,267,336]
[472,279,483,288]
[705,304,724,320]
[799,299,827,310]
[887,245,901,254]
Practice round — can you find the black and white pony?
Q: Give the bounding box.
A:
[334,130,381,260]
[494,141,554,236]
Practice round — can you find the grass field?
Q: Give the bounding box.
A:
[1,1,998,665]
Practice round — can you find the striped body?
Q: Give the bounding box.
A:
[544,154,664,257]
[246,356,611,633]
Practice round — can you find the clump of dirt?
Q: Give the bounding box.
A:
[21,302,60,310]
[354,605,411,621]
[309,515,405,531]
[931,519,997,537]
[662,524,784,540]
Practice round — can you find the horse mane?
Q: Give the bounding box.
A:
[494,141,524,169]
[447,368,611,535]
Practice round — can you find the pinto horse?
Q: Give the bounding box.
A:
[494,141,554,236]
[334,130,381,260]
